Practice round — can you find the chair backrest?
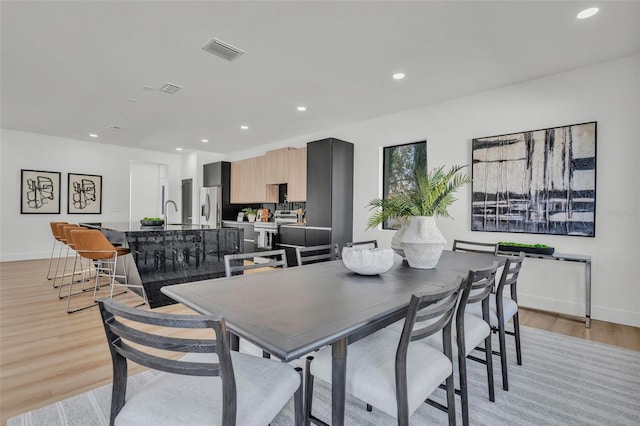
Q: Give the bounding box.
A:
[295,243,340,266]
[57,223,79,244]
[223,249,288,277]
[452,239,498,255]
[346,240,378,249]
[69,229,118,260]
[97,298,236,424]
[50,221,68,240]
[455,262,500,353]
[63,225,87,249]
[395,276,463,419]
[496,253,525,302]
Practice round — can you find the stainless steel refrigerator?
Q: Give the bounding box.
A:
[199,186,222,228]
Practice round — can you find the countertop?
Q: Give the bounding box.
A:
[222,220,330,231]
[82,221,221,232]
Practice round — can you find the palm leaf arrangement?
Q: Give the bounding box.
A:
[367,164,471,229]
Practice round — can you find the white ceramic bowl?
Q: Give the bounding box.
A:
[341,246,395,275]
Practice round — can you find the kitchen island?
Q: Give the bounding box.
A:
[83,222,243,308]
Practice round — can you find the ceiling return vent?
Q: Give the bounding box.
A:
[201,38,245,61]
[160,83,182,94]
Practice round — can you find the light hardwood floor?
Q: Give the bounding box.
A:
[1,258,639,424]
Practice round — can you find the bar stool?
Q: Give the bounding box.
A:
[47,221,67,282]
[68,229,146,313]
[52,223,81,289]
[57,225,92,300]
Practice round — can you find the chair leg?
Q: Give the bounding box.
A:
[52,242,65,288]
[294,367,304,426]
[484,333,495,402]
[458,346,470,426]
[513,312,523,365]
[498,320,509,391]
[304,356,314,426]
[46,239,58,280]
[445,371,456,426]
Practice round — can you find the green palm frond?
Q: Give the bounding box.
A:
[367,164,471,228]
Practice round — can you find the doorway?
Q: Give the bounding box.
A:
[181,178,193,224]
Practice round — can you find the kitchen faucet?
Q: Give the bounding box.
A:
[164,200,178,224]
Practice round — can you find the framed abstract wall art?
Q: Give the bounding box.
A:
[68,173,102,214]
[20,169,61,214]
[471,121,596,237]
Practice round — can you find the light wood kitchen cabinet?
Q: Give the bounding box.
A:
[265,147,291,184]
[287,147,307,201]
[231,146,307,203]
[230,156,266,203]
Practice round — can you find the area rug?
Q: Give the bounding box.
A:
[8,326,640,425]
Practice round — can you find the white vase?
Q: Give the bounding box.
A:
[400,216,447,269]
[247,214,256,222]
[390,217,409,257]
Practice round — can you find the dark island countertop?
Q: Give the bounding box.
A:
[83,222,243,308]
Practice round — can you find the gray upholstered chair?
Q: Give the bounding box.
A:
[304,277,464,425]
[346,240,379,249]
[386,263,498,426]
[466,253,525,391]
[223,249,288,277]
[98,298,303,426]
[295,243,340,266]
[452,239,499,255]
[223,249,288,358]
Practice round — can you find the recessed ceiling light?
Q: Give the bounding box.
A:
[176,147,183,151]
[201,139,209,143]
[392,73,405,80]
[127,98,139,103]
[577,7,599,19]
[297,106,307,112]
[89,133,98,138]
[240,125,249,130]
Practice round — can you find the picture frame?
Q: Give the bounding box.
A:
[471,121,596,237]
[20,169,61,214]
[68,173,102,214]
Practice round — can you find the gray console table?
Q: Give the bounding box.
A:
[498,251,592,328]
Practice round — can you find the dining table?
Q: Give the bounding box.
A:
[161,249,505,425]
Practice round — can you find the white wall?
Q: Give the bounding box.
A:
[228,56,639,327]
[1,56,638,326]
[0,129,183,260]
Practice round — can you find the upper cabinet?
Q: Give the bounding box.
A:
[287,147,307,202]
[230,147,306,203]
[230,156,266,203]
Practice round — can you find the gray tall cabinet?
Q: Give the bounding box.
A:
[305,138,354,248]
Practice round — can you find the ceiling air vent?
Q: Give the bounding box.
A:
[160,83,182,94]
[201,38,245,61]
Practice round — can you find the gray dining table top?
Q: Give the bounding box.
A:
[162,250,504,361]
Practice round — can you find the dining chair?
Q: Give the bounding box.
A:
[223,249,288,277]
[452,239,499,255]
[466,253,525,391]
[385,263,498,426]
[97,298,304,426]
[295,243,340,266]
[47,221,67,282]
[304,277,464,426]
[223,249,288,359]
[346,240,379,249]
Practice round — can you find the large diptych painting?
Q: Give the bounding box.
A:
[471,122,596,237]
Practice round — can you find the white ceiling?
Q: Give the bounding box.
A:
[1,1,638,155]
